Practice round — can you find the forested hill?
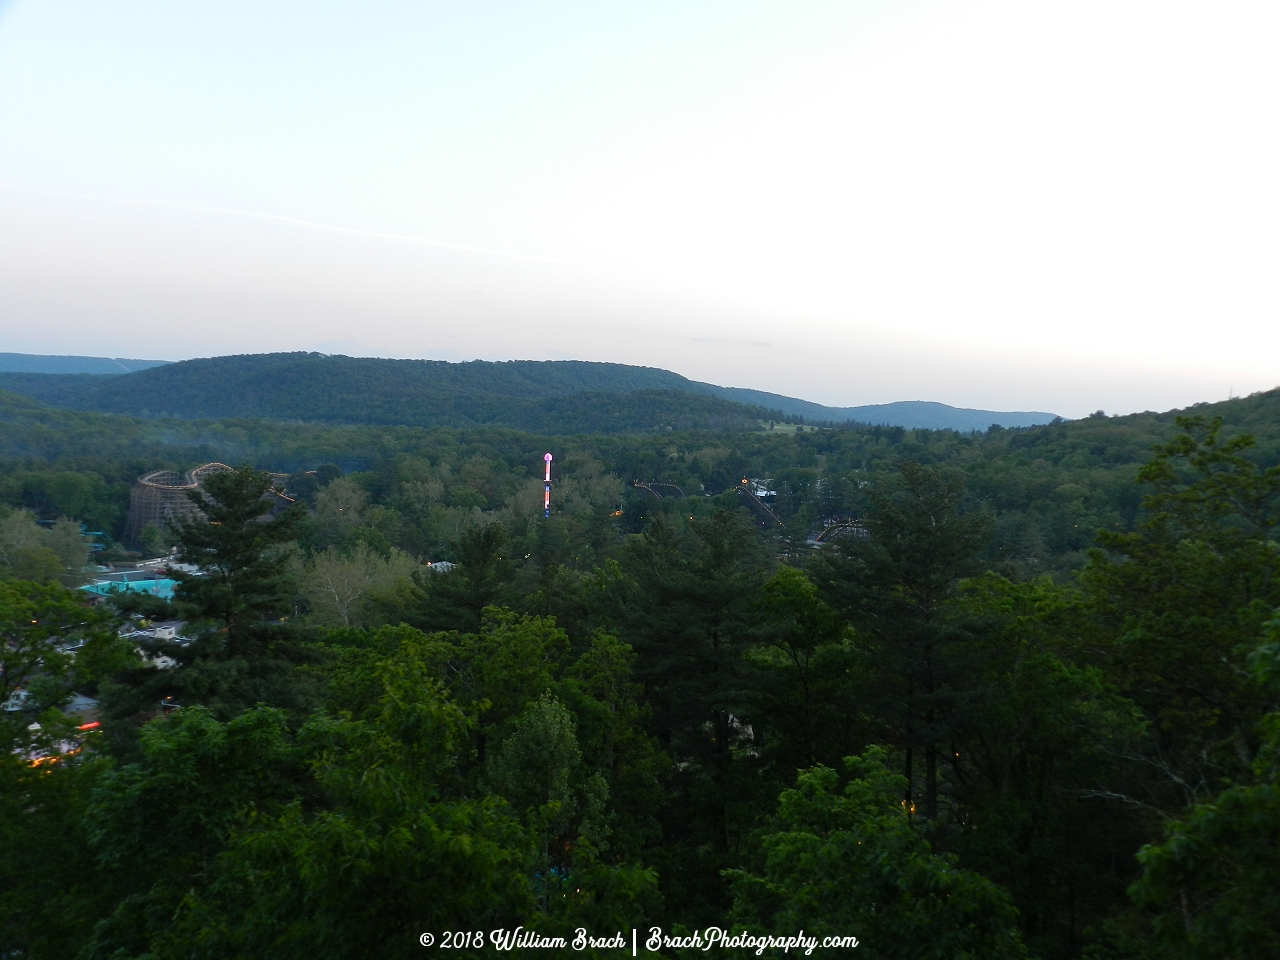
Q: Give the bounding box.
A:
[0,356,783,433]
[3,373,1279,959]
[0,352,1058,431]
[2,381,1277,578]
[0,380,782,435]
[710,389,1058,430]
[0,352,169,374]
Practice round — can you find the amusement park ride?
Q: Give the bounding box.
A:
[810,517,867,541]
[548,455,860,543]
[544,452,552,518]
[632,480,686,500]
[632,477,786,528]
[735,479,786,527]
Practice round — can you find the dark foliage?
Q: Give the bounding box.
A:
[3,384,1280,958]
[0,354,794,432]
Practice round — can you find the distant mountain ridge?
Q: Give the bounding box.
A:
[703,387,1058,431]
[0,352,170,375]
[0,352,1060,432]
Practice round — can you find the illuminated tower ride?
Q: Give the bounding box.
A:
[543,452,553,518]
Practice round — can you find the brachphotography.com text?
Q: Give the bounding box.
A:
[421,926,859,954]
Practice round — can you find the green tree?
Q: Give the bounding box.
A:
[0,744,108,958]
[728,746,1028,960]
[445,608,571,730]
[949,575,1149,958]
[488,692,583,821]
[0,510,84,585]
[100,467,313,727]
[611,509,770,922]
[80,700,523,960]
[1126,614,1280,960]
[487,692,619,918]
[84,641,655,959]
[746,565,864,770]
[0,581,131,959]
[319,613,665,880]
[1082,416,1280,804]
[139,521,174,558]
[81,706,308,959]
[312,475,368,545]
[170,465,305,657]
[557,630,667,861]
[0,579,130,721]
[813,461,989,820]
[298,543,418,627]
[615,510,767,759]
[417,521,516,632]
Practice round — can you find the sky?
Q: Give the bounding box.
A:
[1,0,1277,418]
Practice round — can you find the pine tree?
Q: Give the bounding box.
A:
[813,461,989,821]
[101,467,311,727]
[170,466,304,657]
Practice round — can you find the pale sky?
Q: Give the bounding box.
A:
[1,0,1277,418]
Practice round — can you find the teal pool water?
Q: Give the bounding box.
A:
[81,578,177,600]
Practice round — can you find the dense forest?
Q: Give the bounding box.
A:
[0,352,1057,431]
[2,383,1279,958]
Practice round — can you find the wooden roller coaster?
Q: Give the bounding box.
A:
[632,478,785,528]
[735,479,785,528]
[632,481,687,500]
[811,518,867,542]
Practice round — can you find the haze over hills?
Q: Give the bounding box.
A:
[0,352,170,375]
[705,388,1058,431]
[0,352,1060,433]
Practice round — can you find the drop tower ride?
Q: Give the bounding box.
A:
[544,452,553,518]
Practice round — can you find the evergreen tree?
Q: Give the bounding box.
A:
[813,461,989,820]
[101,466,313,727]
[948,575,1149,957]
[1082,416,1280,805]
[170,465,304,657]
[416,521,515,632]
[729,747,1029,960]
[746,565,864,771]
[1127,614,1280,959]
[611,508,769,923]
[0,582,133,959]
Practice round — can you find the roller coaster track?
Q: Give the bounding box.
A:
[633,481,686,500]
[736,480,785,528]
[632,478,785,529]
[812,518,865,541]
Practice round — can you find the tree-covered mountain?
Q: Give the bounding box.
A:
[0,352,1058,430]
[0,355,781,431]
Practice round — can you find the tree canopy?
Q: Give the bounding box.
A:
[3,399,1280,957]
